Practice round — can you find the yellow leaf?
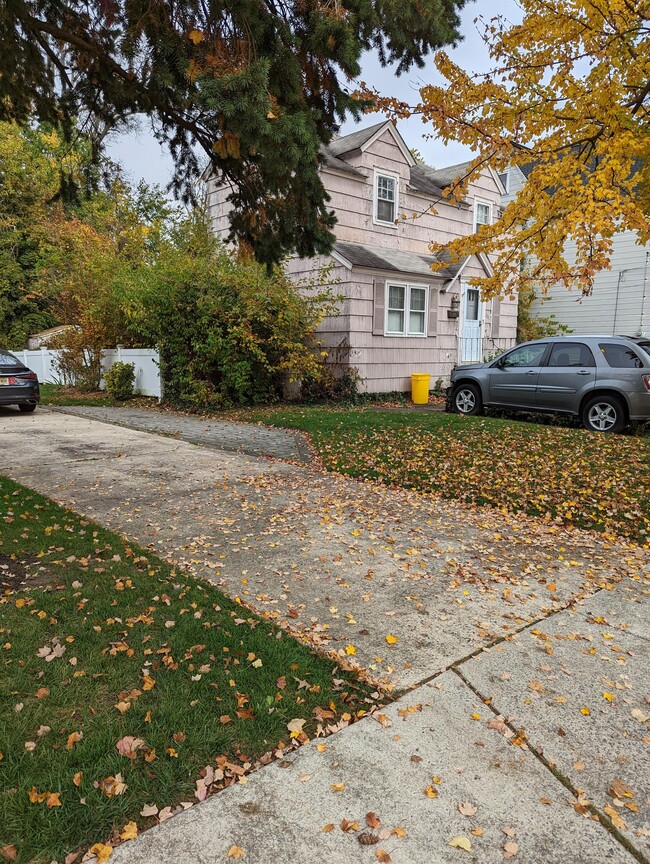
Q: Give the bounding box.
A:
[424,785,438,798]
[385,634,398,645]
[89,844,113,863]
[66,731,82,750]
[603,692,615,702]
[45,792,61,808]
[580,707,591,716]
[330,783,345,792]
[345,645,357,655]
[448,836,472,852]
[142,675,156,691]
[115,701,130,714]
[227,846,245,860]
[120,821,138,841]
[73,771,83,787]
[322,824,335,832]
[188,29,204,45]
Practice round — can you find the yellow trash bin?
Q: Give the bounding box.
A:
[411,373,430,405]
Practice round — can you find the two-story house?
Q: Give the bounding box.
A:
[206,120,518,393]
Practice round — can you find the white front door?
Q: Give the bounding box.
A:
[460,283,483,362]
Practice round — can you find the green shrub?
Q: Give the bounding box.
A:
[104,361,135,400]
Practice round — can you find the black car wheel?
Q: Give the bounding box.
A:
[452,383,483,416]
[18,404,36,413]
[581,395,626,433]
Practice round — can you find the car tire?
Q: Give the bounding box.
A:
[581,395,626,433]
[18,404,36,414]
[452,383,483,416]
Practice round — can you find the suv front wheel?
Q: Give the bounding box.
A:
[452,383,483,416]
[581,395,626,433]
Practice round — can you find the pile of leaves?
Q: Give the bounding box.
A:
[232,407,650,545]
[0,476,377,862]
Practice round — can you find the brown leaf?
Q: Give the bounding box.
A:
[503,840,519,859]
[45,792,61,808]
[376,851,391,863]
[1,846,17,862]
[609,779,634,800]
[73,771,83,787]
[458,801,478,816]
[366,812,381,828]
[340,819,359,832]
[322,824,335,833]
[66,731,83,750]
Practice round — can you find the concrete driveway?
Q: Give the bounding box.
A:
[0,406,648,863]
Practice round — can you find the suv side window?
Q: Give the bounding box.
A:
[548,342,595,367]
[598,343,644,369]
[502,344,547,368]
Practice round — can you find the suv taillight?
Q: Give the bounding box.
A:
[18,371,37,380]
[643,375,650,392]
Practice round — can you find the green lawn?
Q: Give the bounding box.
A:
[39,383,116,407]
[0,477,377,863]
[228,406,650,546]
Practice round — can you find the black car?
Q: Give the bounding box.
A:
[0,351,40,412]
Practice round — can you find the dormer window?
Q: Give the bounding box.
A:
[475,201,491,232]
[374,171,398,226]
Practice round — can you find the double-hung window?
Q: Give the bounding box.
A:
[475,201,491,232]
[374,172,397,225]
[386,284,427,336]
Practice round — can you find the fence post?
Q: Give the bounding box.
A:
[41,347,51,383]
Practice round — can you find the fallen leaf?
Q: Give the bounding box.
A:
[631,708,649,723]
[345,645,357,655]
[580,707,591,716]
[604,805,627,830]
[609,779,634,800]
[458,801,478,816]
[385,634,398,645]
[322,824,335,833]
[366,812,381,828]
[46,792,61,808]
[89,844,112,863]
[157,806,174,823]
[449,836,472,852]
[116,736,146,758]
[287,718,306,736]
[376,851,391,863]
[503,840,519,859]
[227,846,245,860]
[114,701,130,714]
[340,819,359,832]
[424,786,438,799]
[330,783,345,792]
[140,803,158,817]
[1,846,17,861]
[120,821,138,841]
[24,741,37,751]
[73,771,83,787]
[66,731,83,750]
[142,674,156,691]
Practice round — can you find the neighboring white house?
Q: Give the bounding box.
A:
[205,120,518,393]
[500,165,649,338]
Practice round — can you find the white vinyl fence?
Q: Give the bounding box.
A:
[10,347,161,399]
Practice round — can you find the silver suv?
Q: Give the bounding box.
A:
[448,336,650,433]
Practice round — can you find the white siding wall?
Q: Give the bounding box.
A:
[531,232,649,337]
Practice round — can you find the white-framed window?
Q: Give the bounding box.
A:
[474,200,491,232]
[374,170,398,226]
[386,283,427,336]
[497,170,509,194]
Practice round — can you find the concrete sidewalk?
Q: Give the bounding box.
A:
[0,407,648,862]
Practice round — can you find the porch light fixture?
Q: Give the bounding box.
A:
[448,295,460,319]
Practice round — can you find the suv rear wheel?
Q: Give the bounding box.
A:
[581,395,626,433]
[452,383,483,416]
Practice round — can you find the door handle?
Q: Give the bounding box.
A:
[576,370,591,375]
[525,370,537,375]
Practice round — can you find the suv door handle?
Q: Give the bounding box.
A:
[576,370,591,375]
[525,370,537,375]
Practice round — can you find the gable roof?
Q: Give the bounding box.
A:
[333,240,464,281]
[326,120,416,168]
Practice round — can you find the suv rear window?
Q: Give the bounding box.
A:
[548,342,595,367]
[598,343,644,368]
[0,351,18,366]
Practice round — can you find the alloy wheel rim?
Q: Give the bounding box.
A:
[456,389,476,413]
[588,403,617,431]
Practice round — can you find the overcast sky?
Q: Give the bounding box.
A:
[106,0,521,190]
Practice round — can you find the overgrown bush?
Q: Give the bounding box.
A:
[105,361,135,400]
[123,214,339,408]
[517,284,572,342]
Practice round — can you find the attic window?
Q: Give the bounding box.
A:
[374,172,398,225]
[475,201,491,232]
[498,170,509,194]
